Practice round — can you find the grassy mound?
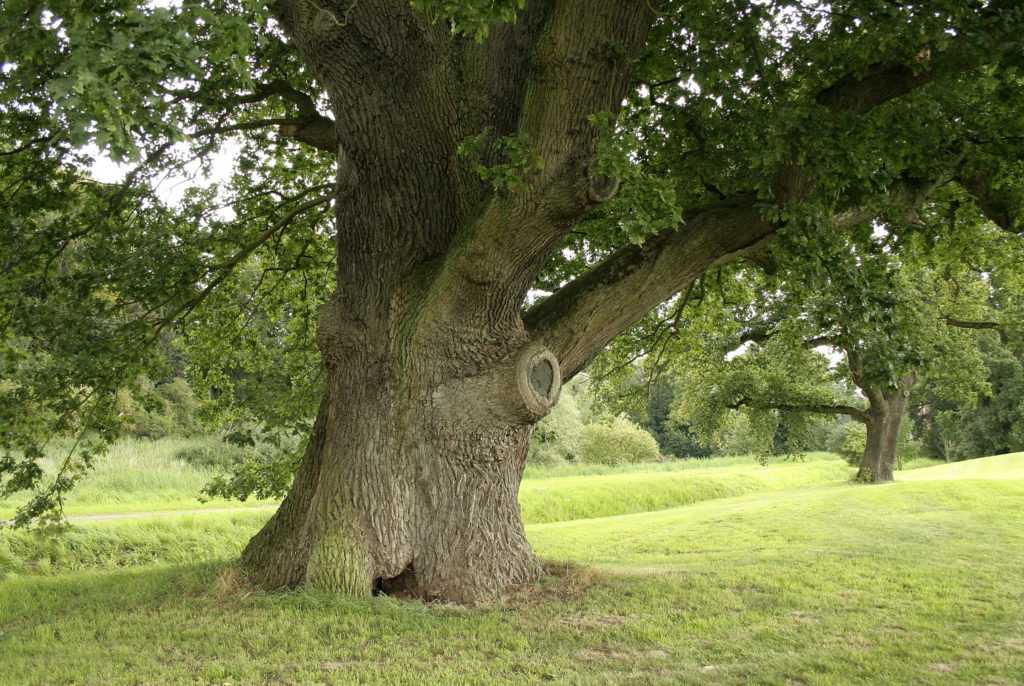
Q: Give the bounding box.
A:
[520,456,850,524]
[898,451,1024,481]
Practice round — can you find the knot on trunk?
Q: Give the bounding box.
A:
[514,342,561,422]
[430,342,562,428]
[585,160,620,204]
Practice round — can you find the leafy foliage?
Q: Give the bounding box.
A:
[527,392,583,466]
[576,416,662,466]
[410,0,524,41]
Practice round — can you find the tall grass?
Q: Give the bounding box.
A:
[0,436,275,518]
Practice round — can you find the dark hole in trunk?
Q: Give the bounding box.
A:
[374,565,420,599]
[530,358,554,398]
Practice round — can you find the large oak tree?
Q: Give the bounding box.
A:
[2,0,1023,602]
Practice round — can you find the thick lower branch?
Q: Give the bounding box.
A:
[524,194,776,379]
[731,397,868,424]
[955,166,1024,235]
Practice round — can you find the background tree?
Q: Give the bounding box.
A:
[911,220,1024,461]
[3,1,1024,601]
[914,335,1024,461]
[663,203,1024,481]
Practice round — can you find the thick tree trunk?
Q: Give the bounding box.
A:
[234,0,657,603]
[242,304,561,602]
[856,376,914,483]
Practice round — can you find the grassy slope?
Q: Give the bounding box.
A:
[898,451,1024,480]
[1,454,1022,684]
[520,456,849,523]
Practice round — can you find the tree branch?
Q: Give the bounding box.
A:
[730,396,869,423]
[744,252,778,275]
[418,1,658,331]
[152,193,333,335]
[169,79,336,152]
[954,165,1024,235]
[815,60,933,117]
[517,1,655,211]
[524,194,775,379]
[193,117,335,153]
[945,317,1009,345]
[526,156,951,381]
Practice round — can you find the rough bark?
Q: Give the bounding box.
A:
[856,375,914,483]
[242,332,558,602]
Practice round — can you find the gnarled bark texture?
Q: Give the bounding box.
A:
[242,0,667,603]
[856,374,915,483]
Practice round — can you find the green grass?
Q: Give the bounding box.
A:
[520,455,851,524]
[1,453,1022,684]
[0,436,276,518]
[1,456,852,575]
[899,451,1024,480]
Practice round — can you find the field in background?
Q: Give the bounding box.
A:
[1,438,853,520]
[2,452,1022,684]
[0,436,279,518]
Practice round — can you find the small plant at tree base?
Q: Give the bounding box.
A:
[838,423,868,467]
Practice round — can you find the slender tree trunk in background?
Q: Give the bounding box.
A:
[857,375,914,483]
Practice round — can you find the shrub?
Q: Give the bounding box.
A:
[576,416,661,465]
[656,427,711,459]
[837,423,867,466]
[528,394,583,466]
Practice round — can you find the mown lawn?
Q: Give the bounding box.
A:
[1,453,1022,684]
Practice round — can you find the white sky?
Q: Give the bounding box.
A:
[88,142,239,209]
